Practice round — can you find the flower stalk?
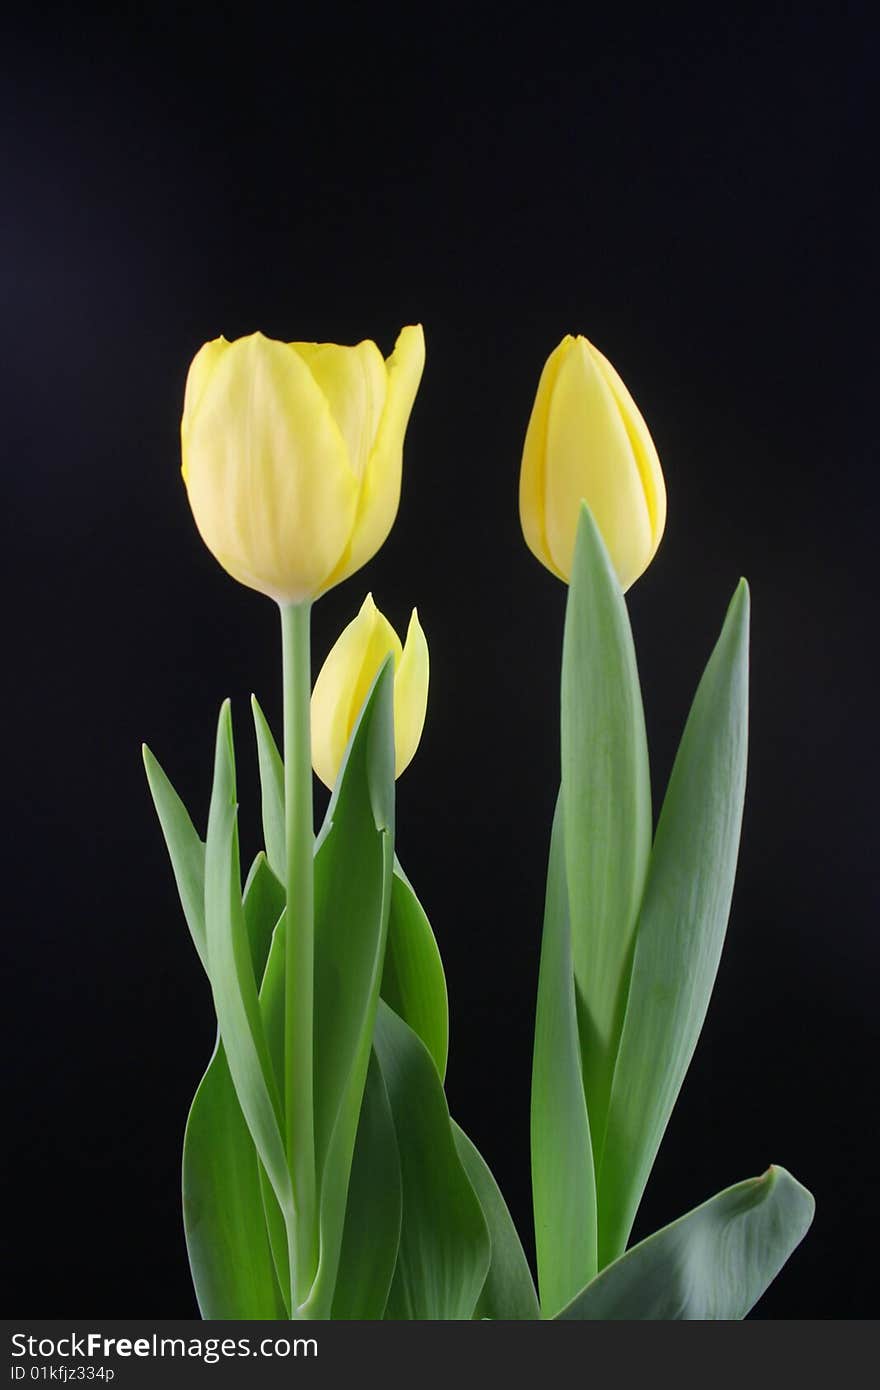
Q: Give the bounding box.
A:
[281,600,318,1311]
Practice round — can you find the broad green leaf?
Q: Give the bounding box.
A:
[562,502,651,1165]
[558,1165,814,1319]
[143,745,207,972]
[300,662,396,1317]
[452,1123,540,1320]
[182,1036,287,1319]
[251,695,286,881]
[598,582,750,1265]
[331,1051,402,1319]
[382,860,449,1079]
[531,799,597,1316]
[204,700,292,1220]
[376,1002,490,1320]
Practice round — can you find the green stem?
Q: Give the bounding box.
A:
[280,600,318,1311]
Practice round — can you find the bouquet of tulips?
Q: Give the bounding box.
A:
[144,325,813,1321]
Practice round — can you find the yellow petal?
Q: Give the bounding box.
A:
[180,336,229,484]
[181,332,359,603]
[585,341,667,561]
[544,338,653,589]
[310,594,403,789]
[393,609,429,777]
[320,324,426,593]
[291,338,388,480]
[519,336,574,579]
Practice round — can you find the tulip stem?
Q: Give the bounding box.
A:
[280,599,318,1311]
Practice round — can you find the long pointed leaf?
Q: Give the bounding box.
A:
[182,1038,287,1319]
[204,700,292,1219]
[243,852,285,985]
[558,1165,813,1319]
[562,502,651,1165]
[301,662,396,1316]
[376,1002,490,1320]
[256,913,291,1312]
[331,1051,402,1319]
[183,849,289,1319]
[452,1124,540,1320]
[598,581,750,1264]
[531,798,597,1316]
[143,745,207,972]
[251,695,286,881]
[382,861,449,1079]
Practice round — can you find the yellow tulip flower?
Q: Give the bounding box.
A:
[181,325,425,604]
[519,334,666,590]
[311,594,429,789]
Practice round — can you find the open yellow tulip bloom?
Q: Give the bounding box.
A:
[311,594,429,789]
[181,325,425,604]
[519,334,666,590]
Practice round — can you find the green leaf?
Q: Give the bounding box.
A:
[557,1165,814,1319]
[142,744,207,972]
[251,695,286,881]
[598,581,750,1265]
[452,1124,540,1320]
[204,700,292,1220]
[562,502,651,1167]
[183,842,290,1319]
[531,798,597,1316]
[256,913,291,1313]
[382,860,449,1079]
[300,661,396,1317]
[331,1051,402,1319]
[182,1036,288,1319]
[243,852,285,985]
[376,1002,490,1320]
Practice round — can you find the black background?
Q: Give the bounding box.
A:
[3,2,877,1319]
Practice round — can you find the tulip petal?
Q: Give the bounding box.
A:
[393,610,429,777]
[586,342,667,560]
[544,339,653,590]
[182,333,359,604]
[292,339,388,481]
[519,336,573,581]
[180,336,229,485]
[320,325,426,593]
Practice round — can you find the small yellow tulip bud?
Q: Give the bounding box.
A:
[519,334,666,590]
[181,325,425,604]
[311,594,429,789]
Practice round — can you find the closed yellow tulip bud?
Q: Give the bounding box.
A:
[181,325,425,604]
[311,594,429,789]
[519,334,666,590]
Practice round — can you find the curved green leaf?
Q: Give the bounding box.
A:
[531,798,596,1317]
[256,914,291,1313]
[558,1165,814,1320]
[143,744,207,972]
[204,701,292,1219]
[382,861,449,1079]
[331,1051,402,1319]
[452,1124,539,1320]
[562,503,652,1166]
[251,695,286,882]
[243,852,285,985]
[182,1038,286,1319]
[598,582,750,1265]
[302,662,396,1316]
[376,1002,490,1320]
[183,856,289,1319]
